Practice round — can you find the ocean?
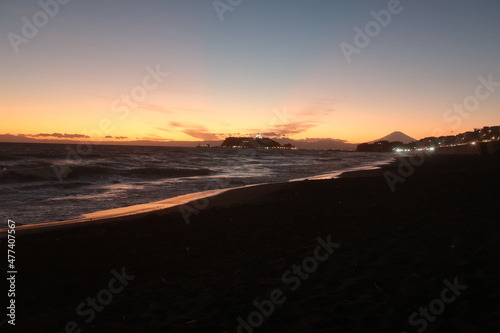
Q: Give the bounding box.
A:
[0,142,394,225]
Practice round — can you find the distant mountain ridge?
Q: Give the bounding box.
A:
[0,132,415,150]
[369,131,416,144]
[277,138,356,150]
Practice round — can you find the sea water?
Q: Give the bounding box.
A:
[0,142,393,225]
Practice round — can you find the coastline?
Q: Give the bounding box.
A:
[6,154,500,332]
[10,158,395,232]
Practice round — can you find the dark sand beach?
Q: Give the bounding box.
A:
[3,154,500,332]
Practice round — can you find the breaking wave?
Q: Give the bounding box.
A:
[0,165,212,182]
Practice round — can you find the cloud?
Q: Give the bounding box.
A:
[137,103,172,114]
[34,133,90,139]
[271,122,317,135]
[181,129,220,141]
[296,137,348,143]
[155,127,170,133]
[141,135,172,141]
[264,99,337,137]
[167,121,222,140]
[169,121,182,127]
[0,134,35,143]
[260,132,279,137]
[298,98,336,117]
[114,136,128,139]
[177,107,207,113]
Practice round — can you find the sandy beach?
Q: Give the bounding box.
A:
[3,154,500,332]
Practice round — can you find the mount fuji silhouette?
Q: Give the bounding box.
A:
[368,131,416,144]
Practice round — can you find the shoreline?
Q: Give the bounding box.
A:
[9,158,396,233]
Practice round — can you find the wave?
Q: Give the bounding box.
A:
[1,166,62,182]
[0,165,213,182]
[314,157,342,162]
[123,167,212,178]
[0,155,18,161]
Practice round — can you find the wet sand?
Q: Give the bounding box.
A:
[3,154,500,332]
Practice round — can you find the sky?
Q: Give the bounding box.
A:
[1,0,499,144]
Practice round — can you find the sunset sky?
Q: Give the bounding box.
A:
[1,0,499,144]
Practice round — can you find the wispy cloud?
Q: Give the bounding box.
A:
[260,132,279,137]
[264,98,337,137]
[167,121,222,140]
[182,129,220,140]
[33,133,90,139]
[271,122,318,136]
[155,127,171,133]
[169,121,182,127]
[298,98,336,117]
[137,102,172,114]
[142,134,172,141]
